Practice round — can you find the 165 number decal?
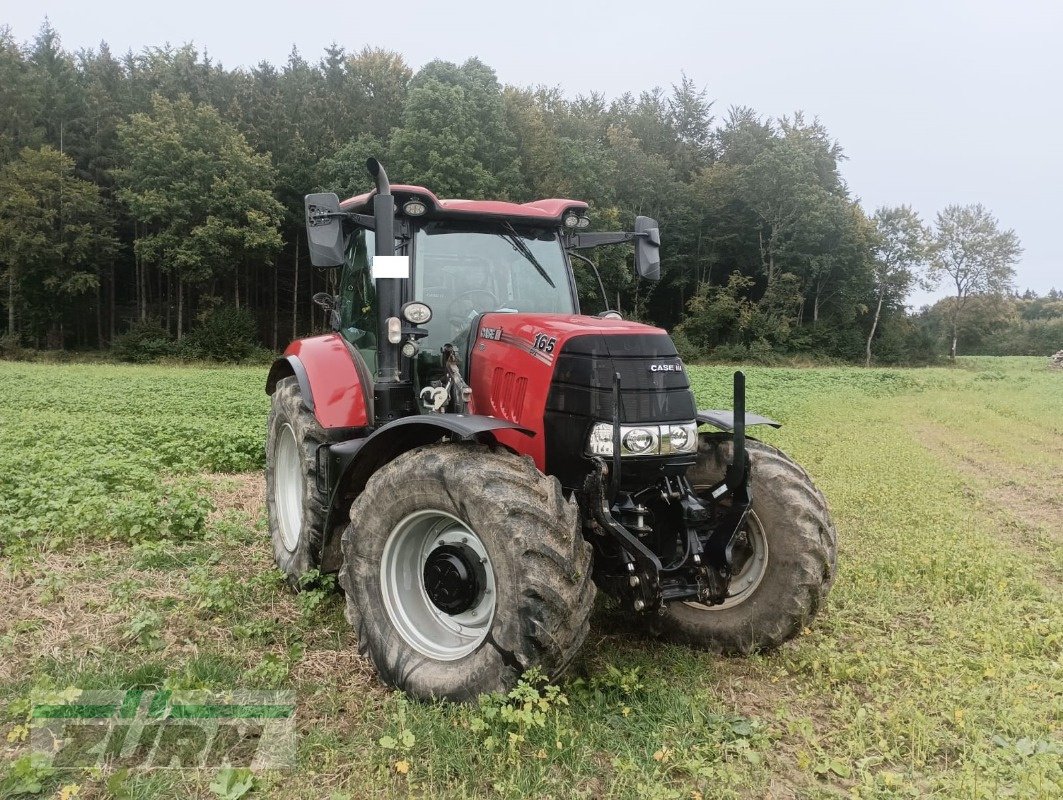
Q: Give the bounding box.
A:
[532,332,556,354]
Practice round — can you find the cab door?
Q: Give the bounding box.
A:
[338,228,377,373]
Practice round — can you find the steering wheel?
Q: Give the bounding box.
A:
[447,289,499,328]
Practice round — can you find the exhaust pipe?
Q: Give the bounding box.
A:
[367,157,391,198]
[367,158,401,395]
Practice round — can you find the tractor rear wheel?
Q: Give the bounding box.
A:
[265,376,332,588]
[654,432,837,654]
[339,443,596,702]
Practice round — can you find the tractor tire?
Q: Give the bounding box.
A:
[338,443,596,702]
[653,432,837,654]
[265,376,332,588]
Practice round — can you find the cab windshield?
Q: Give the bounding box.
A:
[413,221,575,355]
[407,221,573,390]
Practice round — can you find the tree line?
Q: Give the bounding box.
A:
[0,20,1048,363]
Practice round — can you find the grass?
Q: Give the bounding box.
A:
[0,356,1060,798]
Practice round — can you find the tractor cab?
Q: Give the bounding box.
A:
[306,168,661,425]
[333,214,578,406]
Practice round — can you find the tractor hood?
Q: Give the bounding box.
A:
[472,312,669,367]
[468,312,693,475]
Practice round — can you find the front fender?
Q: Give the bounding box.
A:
[696,410,781,432]
[266,355,314,411]
[329,414,534,492]
[265,334,371,429]
[318,414,534,572]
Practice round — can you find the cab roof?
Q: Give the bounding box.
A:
[339,184,588,225]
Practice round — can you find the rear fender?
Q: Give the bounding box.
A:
[318,414,533,572]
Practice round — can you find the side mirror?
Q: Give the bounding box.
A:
[305,192,345,268]
[633,215,660,281]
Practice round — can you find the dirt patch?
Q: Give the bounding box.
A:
[292,648,378,708]
[0,544,192,684]
[0,472,278,690]
[205,471,265,522]
[914,421,1062,544]
[913,418,1062,594]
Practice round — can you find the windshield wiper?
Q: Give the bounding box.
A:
[500,222,555,288]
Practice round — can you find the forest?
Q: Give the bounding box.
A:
[0,21,1054,364]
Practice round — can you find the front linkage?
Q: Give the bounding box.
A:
[581,371,753,613]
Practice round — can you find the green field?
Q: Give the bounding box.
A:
[1,357,1060,799]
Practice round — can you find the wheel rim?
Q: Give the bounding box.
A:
[685,504,769,611]
[380,509,496,661]
[274,422,303,553]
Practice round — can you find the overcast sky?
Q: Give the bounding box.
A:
[4,0,1060,304]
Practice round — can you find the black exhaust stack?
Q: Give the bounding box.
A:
[367,158,409,422]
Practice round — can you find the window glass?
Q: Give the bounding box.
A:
[339,229,376,370]
[414,223,573,358]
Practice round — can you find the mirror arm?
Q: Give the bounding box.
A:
[346,212,376,229]
[308,209,376,230]
[568,231,637,249]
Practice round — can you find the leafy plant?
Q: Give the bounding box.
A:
[470,668,575,757]
[243,653,289,687]
[569,664,645,702]
[33,573,67,604]
[124,610,165,649]
[377,696,418,777]
[189,567,241,616]
[295,569,336,615]
[207,767,255,799]
[1,753,56,796]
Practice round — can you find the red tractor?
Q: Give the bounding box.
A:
[265,159,836,701]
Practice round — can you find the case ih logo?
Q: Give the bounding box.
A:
[649,362,683,372]
[479,327,503,341]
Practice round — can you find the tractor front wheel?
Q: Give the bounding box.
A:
[339,444,596,702]
[653,433,837,653]
[265,376,332,588]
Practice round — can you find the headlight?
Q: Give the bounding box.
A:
[622,428,655,454]
[587,421,697,457]
[401,301,432,325]
[667,424,693,452]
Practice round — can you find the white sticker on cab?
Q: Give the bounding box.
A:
[371,255,410,280]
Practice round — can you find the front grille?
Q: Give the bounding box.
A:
[545,333,697,488]
[546,333,695,423]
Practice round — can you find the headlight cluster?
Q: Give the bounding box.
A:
[587,421,698,457]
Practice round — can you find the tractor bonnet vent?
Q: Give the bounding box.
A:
[490,367,529,420]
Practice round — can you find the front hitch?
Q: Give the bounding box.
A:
[702,371,753,575]
[581,371,756,611]
[585,459,663,612]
